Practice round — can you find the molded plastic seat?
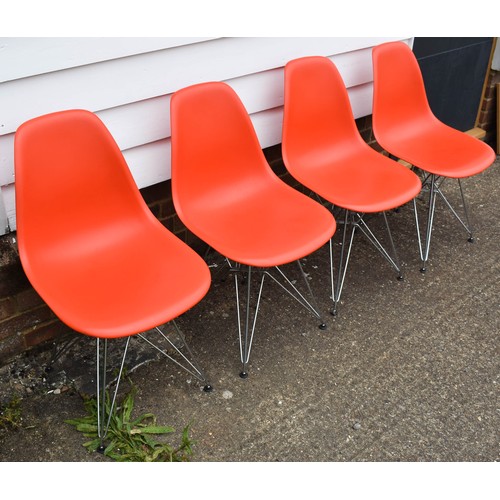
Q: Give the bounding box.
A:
[16,110,210,338]
[170,82,336,376]
[282,56,421,314]
[15,109,212,449]
[372,41,496,271]
[171,82,335,268]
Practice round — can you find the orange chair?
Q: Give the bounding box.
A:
[282,56,421,315]
[372,41,496,272]
[170,82,336,378]
[15,109,212,451]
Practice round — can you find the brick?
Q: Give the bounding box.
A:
[0,332,24,366]
[140,180,170,205]
[0,305,55,341]
[369,141,385,153]
[355,115,372,132]
[0,298,17,321]
[477,111,495,129]
[23,320,73,349]
[161,216,175,233]
[0,263,31,300]
[147,202,162,219]
[160,197,175,220]
[263,144,283,165]
[174,228,187,243]
[480,97,496,112]
[490,70,500,85]
[359,128,372,143]
[16,288,44,312]
[185,232,207,254]
[172,215,188,234]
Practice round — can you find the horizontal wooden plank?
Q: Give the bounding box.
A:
[1,37,413,235]
[101,52,375,152]
[0,45,389,163]
[0,37,410,135]
[0,37,218,83]
[0,81,374,189]
[117,82,374,189]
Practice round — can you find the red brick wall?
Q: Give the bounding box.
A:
[0,237,73,365]
[476,69,500,151]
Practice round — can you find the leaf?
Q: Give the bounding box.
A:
[130,425,175,435]
[122,389,136,423]
[74,423,99,433]
[67,385,194,462]
[83,438,101,451]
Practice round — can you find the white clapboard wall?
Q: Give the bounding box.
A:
[0,36,412,234]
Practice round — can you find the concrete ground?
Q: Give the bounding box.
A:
[0,158,498,470]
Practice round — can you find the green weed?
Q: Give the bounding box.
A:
[0,394,22,432]
[65,382,194,462]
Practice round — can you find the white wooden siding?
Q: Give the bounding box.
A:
[0,36,412,234]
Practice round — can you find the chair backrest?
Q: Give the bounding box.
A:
[372,41,436,138]
[170,82,279,218]
[15,109,157,272]
[282,56,367,174]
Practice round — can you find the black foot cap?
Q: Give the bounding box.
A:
[468,237,475,243]
[330,308,338,317]
[203,384,213,393]
[319,323,327,330]
[420,267,427,274]
[239,371,248,379]
[97,445,106,454]
[44,366,53,373]
[397,274,404,281]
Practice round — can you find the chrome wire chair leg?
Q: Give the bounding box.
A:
[415,173,474,273]
[95,321,212,452]
[356,212,403,279]
[383,212,403,280]
[203,247,232,282]
[330,208,404,316]
[329,237,335,313]
[414,173,437,273]
[234,260,326,378]
[96,336,130,452]
[295,259,327,329]
[435,178,474,242]
[331,209,357,317]
[458,179,474,242]
[269,263,326,328]
[234,265,266,378]
[137,324,212,392]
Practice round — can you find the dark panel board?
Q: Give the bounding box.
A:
[413,37,493,131]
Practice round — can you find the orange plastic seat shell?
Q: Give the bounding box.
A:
[170,82,336,268]
[15,110,211,339]
[282,56,422,213]
[372,41,496,178]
